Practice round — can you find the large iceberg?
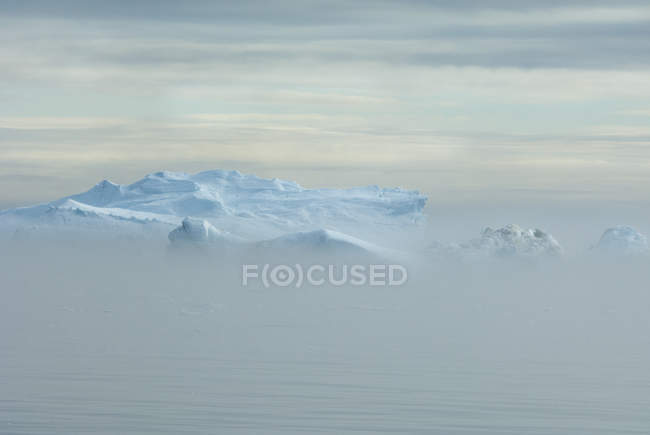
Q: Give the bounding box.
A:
[593,225,649,256]
[0,169,427,241]
[428,224,563,261]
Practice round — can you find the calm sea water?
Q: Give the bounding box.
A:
[2,247,650,434]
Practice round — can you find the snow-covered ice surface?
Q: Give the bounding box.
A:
[0,169,426,246]
[427,224,563,261]
[592,225,649,256]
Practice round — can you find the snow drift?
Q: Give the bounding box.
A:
[255,228,402,260]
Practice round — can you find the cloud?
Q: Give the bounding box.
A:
[2,2,650,74]
[2,0,650,203]
[0,117,130,130]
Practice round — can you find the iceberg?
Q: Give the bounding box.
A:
[428,224,563,261]
[0,169,427,241]
[593,225,649,256]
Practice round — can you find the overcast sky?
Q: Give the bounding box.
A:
[2,0,650,206]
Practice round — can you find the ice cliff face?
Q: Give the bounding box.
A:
[428,224,563,261]
[593,226,649,256]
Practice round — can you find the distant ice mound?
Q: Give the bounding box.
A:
[260,229,375,253]
[593,226,649,256]
[257,229,401,260]
[0,169,426,240]
[168,217,232,245]
[429,224,562,261]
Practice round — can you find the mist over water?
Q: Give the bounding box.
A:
[2,234,650,434]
